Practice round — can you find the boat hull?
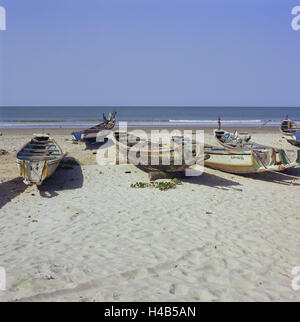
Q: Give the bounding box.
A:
[204,145,294,174]
[16,135,64,185]
[113,131,207,173]
[286,136,300,148]
[16,159,61,185]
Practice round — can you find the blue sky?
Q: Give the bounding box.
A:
[0,0,300,106]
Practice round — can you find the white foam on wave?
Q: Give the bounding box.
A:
[0,119,283,129]
[169,120,262,123]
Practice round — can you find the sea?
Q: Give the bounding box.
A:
[0,106,300,129]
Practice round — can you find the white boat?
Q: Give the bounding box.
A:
[16,134,64,185]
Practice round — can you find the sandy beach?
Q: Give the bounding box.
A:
[0,126,300,302]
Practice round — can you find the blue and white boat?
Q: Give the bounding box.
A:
[280,119,300,148]
[72,110,117,143]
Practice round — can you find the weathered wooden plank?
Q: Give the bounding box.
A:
[148,171,186,181]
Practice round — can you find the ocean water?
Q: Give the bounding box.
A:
[0,106,299,128]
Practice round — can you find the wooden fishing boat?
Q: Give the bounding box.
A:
[204,144,298,174]
[214,117,278,151]
[113,131,209,173]
[72,110,117,143]
[213,127,286,160]
[280,119,300,148]
[16,134,64,185]
[209,118,300,173]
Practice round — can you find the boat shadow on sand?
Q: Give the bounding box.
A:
[38,157,84,198]
[182,171,243,191]
[135,166,242,191]
[83,139,108,151]
[0,177,28,209]
[242,167,300,186]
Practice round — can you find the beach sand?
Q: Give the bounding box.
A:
[0,127,300,302]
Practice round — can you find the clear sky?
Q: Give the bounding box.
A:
[0,0,300,107]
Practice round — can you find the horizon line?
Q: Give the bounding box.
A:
[1,105,300,108]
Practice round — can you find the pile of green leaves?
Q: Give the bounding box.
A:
[130,178,182,191]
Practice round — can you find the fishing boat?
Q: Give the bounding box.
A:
[16,134,64,185]
[214,127,300,162]
[280,119,300,148]
[113,131,209,173]
[206,117,299,173]
[214,116,273,151]
[213,127,285,156]
[72,110,117,143]
[204,144,298,174]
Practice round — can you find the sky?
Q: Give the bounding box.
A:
[0,0,300,107]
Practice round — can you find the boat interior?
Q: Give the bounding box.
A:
[17,136,61,161]
[214,130,268,151]
[114,131,184,152]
